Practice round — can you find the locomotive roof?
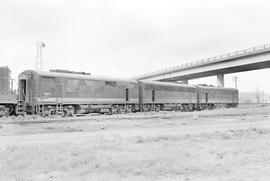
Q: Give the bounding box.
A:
[197,85,237,91]
[140,80,196,88]
[140,80,237,91]
[19,70,137,83]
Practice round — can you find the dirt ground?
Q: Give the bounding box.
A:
[1,104,270,181]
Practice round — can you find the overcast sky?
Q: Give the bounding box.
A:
[1,0,270,92]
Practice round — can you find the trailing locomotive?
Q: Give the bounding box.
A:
[16,69,238,116]
[197,85,238,109]
[139,81,238,112]
[139,81,198,112]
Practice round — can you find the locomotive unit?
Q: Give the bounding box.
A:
[139,81,198,111]
[18,70,139,116]
[139,81,238,112]
[0,66,17,116]
[16,69,238,116]
[197,85,238,109]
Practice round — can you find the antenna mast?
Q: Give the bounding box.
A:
[232,76,239,89]
[35,41,45,71]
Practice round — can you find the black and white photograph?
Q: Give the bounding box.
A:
[1,0,270,180]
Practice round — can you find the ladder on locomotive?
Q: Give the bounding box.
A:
[16,100,24,115]
[17,79,27,115]
[17,94,25,115]
[56,84,63,115]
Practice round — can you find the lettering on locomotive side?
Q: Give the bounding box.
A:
[105,81,117,87]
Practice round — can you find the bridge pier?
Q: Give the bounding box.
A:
[181,79,188,84]
[217,73,224,87]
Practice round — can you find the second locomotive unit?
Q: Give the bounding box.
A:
[17,69,238,116]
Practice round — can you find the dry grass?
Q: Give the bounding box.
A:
[1,104,270,180]
[1,128,270,180]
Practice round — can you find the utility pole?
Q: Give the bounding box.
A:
[35,41,45,71]
[232,76,239,89]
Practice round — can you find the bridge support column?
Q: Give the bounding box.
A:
[181,79,188,84]
[217,73,224,87]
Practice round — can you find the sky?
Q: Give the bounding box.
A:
[1,0,270,92]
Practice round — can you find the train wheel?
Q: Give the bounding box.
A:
[111,106,117,114]
[68,106,75,117]
[184,104,189,112]
[0,106,11,117]
[4,107,10,117]
[125,105,132,113]
[188,104,194,112]
[180,105,184,112]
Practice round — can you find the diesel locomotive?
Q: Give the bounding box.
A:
[14,69,238,116]
[0,67,238,116]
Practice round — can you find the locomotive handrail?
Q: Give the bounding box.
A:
[133,43,270,80]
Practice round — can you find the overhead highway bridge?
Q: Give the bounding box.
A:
[133,43,270,87]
